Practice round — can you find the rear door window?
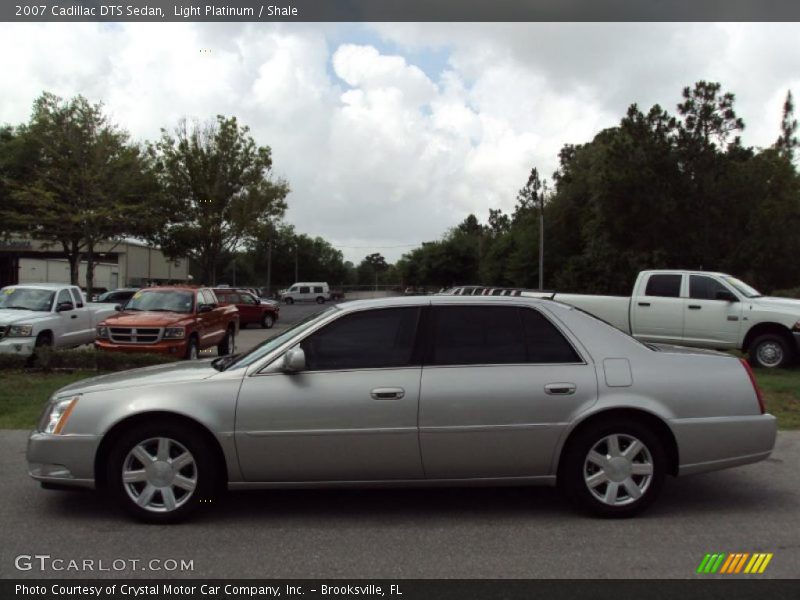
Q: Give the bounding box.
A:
[430,306,526,365]
[313,286,323,293]
[299,286,310,294]
[644,274,682,298]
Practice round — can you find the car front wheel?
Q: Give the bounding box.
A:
[217,327,235,356]
[106,423,217,523]
[560,419,666,518]
[262,313,274,329]
[749,334,793,369]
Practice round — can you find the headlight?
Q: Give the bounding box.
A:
[163,327,185,339]
[41,396,80,434]
[7,324,33,337]
[96,325,109,339]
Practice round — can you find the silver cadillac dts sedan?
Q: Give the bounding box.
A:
[28,296,777,522]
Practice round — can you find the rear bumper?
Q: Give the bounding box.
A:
[671,414,777,476]
[95,339,187,356]
[27,432,99,489]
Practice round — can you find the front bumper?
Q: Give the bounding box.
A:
[0,336,36,356]
[671,413,777,476]
[95,339,187,356]
[27,431,99,489]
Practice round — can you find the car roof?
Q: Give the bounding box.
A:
[335,294,562,313]
[136,286,198,292]
[1,283,76,291]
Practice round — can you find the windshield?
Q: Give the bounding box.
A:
[124,290,194,313]
[721,276,761,298]
[220,306,338,371]
[0,287,55,312]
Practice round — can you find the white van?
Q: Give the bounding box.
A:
[280,282,330,304]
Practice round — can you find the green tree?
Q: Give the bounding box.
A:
[0,93,162,295]
[776,90,798,161]
[150,115,289,285]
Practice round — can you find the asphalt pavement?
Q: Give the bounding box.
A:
[1,428,798,579]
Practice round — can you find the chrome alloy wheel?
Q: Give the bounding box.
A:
[122,437,197,513]
[583,434,654,507]
[756,341,784,368]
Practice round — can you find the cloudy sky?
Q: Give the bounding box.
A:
[1,22,798,263]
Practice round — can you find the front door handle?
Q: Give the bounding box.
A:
[370,387,405,400]
[687,305,702,310]
[545,383,576,395]
[71,314,77,319]
[637,302,651,307]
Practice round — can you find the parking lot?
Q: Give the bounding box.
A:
[1,429,798,579]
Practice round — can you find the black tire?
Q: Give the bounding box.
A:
[261,313,275,329]
[316,296,325,304]
[184,335,199,360]
[35,332,53,348]
[285,297,294,305]
[748,334,794,369]
[217,327,235,356]
[105,421,217,523]
[559,418,666,518]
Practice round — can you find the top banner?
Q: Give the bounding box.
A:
[4,0,800,22]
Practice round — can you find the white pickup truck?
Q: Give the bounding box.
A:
[0,283,117,357]
[531,270,800,369]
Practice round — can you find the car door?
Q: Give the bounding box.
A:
[630,273,685,343]
[202,289,227,344]
[419,304,597,479]
[235,306,424,482]
[682,274,743,348]
[239,293,261,325]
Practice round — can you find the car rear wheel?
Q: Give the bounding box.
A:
[261,313,274,329]
[185,336,199,360]
[106,423,216,523]
[217,327,235,356]
[560,419,665,518]
[749,334,793,369]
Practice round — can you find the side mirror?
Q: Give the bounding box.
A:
[282,346,307,372]
[715,290,738,302]
[198,304,213,313]
[56,301,74,312]
[114,304,123,312]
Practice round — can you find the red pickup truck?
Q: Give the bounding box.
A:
[95,287,239,359]
[213,288,280,329]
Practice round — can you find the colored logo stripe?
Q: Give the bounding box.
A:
[697,553,773,574]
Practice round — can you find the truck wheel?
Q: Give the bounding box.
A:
[559,418,665,518]
[217,327,235,356]
[35,332,53,348]
[261,314,274,329]
[316,296,325,304]
[185,336,199,360]
[748,334,793,369]
[105,421,217,523]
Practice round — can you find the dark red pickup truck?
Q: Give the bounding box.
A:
[95,286,239,359]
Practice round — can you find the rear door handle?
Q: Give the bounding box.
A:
[688,305,702,310]
[545,383,576,395]
[637,302,651,307]
[370,387,405,400]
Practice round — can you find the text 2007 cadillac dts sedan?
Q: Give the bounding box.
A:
[28,296,777,522]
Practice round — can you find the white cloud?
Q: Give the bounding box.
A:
[1,22,799,263]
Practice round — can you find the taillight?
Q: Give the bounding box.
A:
[739,358,766,414]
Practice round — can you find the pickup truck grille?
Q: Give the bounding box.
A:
[109,327,163,344]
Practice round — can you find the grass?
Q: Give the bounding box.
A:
[0,366,798,431]
[0,370,99,429]
[755,369,800,429]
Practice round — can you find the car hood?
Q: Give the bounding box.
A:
[750,296,800,313]
[53,360,220,396]
[0,309,51,325]
[101,311,192,326]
